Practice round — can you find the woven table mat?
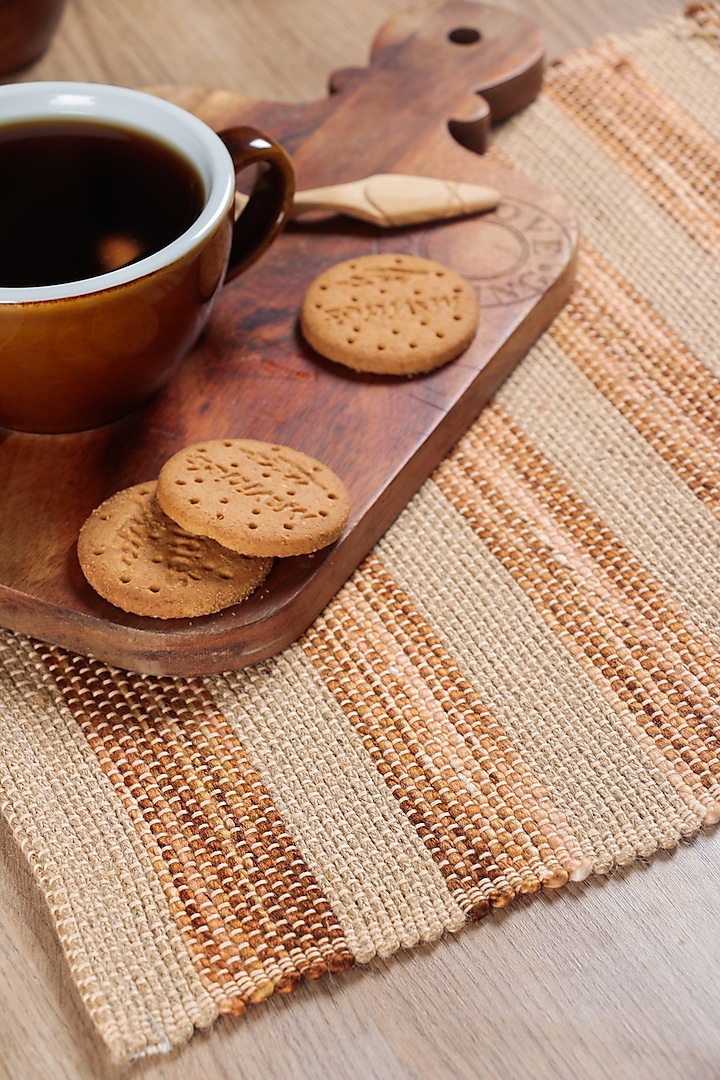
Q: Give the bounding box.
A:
[2,3,720,1062]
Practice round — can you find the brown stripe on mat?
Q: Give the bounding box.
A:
[684,2,720,41]
[543,34,720,260]
[434,408,720,823]
[32,642,355,1014]
[304,559,591,906]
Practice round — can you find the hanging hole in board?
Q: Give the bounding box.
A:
[448,27,482,45]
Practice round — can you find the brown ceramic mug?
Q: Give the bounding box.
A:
[0,0,67,75]
[0,81,295,433]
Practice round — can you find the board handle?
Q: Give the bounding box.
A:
[329,1,546,156]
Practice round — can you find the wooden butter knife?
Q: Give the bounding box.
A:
[237,173,500,228]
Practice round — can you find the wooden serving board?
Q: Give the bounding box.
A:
[0,1,577,675]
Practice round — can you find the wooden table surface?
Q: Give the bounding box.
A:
[1,2,714,1079]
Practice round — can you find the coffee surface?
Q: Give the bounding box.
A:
[0,118,205,287]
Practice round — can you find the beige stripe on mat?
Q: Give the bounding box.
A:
[497,335,720,637]
[0,635,216,1061]
[303,565,589,893]
[591,16,720,142]
[214,650,466,961]
[550,241,720,509]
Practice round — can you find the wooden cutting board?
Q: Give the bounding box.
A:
[0,1,577,675]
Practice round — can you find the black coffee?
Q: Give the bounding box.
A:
[0,118,205,287]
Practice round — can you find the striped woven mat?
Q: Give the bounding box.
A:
[2,3,720,1062]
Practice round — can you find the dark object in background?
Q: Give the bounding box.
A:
[0,0,67,76]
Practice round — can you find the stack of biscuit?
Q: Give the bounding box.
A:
[77,439,350,619]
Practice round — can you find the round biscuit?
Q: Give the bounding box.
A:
[77,481,273,618]
[156,439,350,557]
[299,252,479,375]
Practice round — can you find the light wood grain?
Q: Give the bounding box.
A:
[0,2,708,1079]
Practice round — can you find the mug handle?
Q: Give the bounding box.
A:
[218,125,295,282]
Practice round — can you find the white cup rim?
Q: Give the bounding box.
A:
[0,81,235,303]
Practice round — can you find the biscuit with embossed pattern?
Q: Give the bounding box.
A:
[300,252,479,375]
[77,481,273,618]
[156,439,350,557]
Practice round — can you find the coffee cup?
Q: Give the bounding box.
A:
[0,81,295,433]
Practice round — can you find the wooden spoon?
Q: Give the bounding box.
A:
[237,173,500,228]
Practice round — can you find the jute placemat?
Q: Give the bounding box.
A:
[2,3,720,1061]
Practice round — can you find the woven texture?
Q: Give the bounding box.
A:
[2,4,720,1061]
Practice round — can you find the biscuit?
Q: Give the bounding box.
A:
[77,481,273,618]
[299,253,479,375]
[156,439,350,558]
